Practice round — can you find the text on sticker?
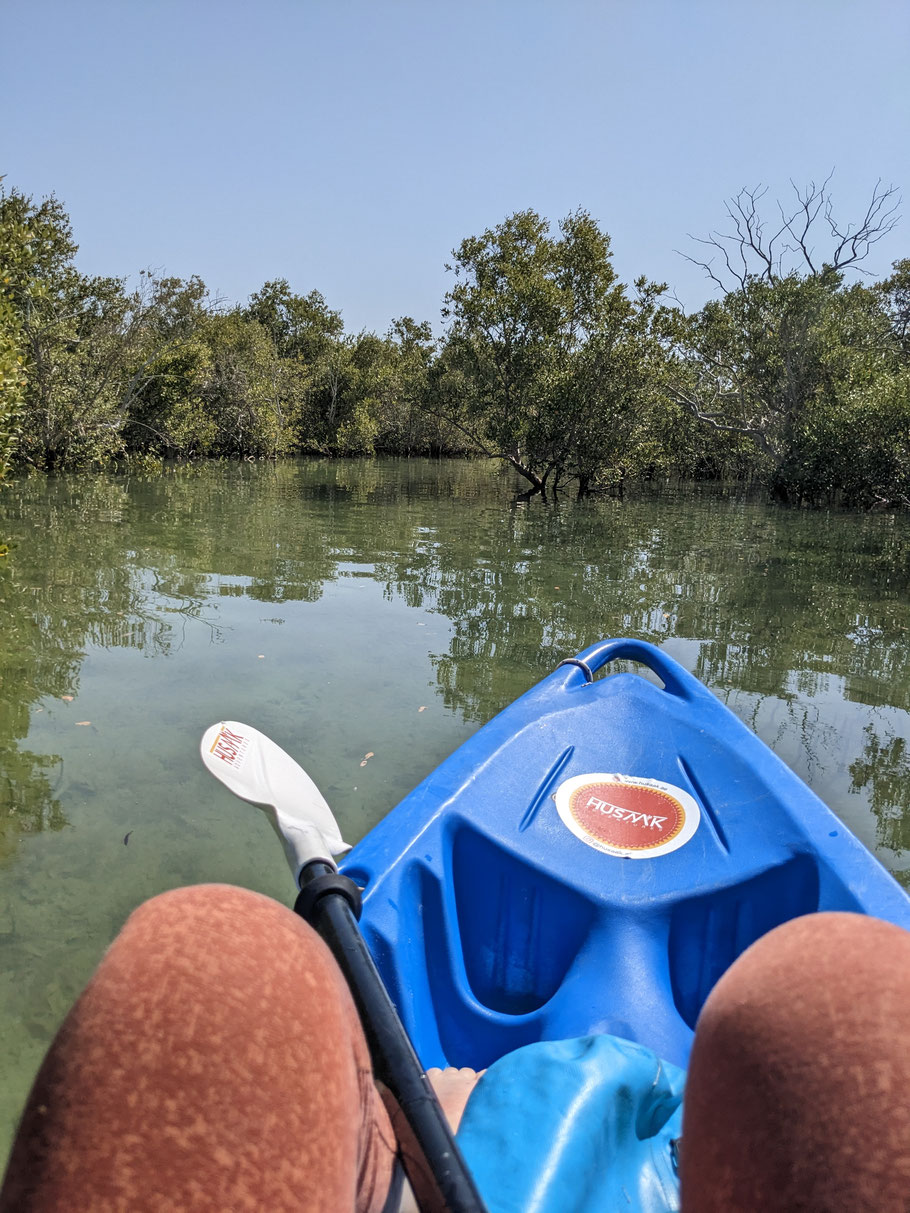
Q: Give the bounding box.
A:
[584,795,668,830]
[211,726,249,768]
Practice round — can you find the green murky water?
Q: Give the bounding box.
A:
[1,458,909,1162]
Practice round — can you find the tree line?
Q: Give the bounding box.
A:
[1,179,908,507]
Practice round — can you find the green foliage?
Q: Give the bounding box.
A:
[200,311,303,458]
[295,325,460,458]
[670,182,909,505]
[0,298,25,487]
[376,318,467,455]
[244,281,434,458]
[780,369,910,507]
[557,277,676,492]
[877,259,910,362]
[0,180,26,488]
[245,278,343,363]
[437,209,671,493]
[0,188,167,469]
[0,175,907,510]
[673,272,904,502]
[125,332,217,456]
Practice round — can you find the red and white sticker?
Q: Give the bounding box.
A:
[554,773,700,858]
[209,724,250,770]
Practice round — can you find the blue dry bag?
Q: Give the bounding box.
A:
[455,1034,684,1213]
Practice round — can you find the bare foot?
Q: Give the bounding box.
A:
[426,1066,486,1133]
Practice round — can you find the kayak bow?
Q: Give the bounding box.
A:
[341,639,910,1073]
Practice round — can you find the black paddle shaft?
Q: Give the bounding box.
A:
[294,861,488,1213]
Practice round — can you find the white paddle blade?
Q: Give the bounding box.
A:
[201,721,351,876]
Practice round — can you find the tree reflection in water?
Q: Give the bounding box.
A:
[1,459,909,1160]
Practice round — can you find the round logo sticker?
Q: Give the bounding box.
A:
[553,773,700,858]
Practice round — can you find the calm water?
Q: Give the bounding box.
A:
[1,459,909,1161]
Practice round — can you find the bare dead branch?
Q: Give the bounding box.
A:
[826,179,901,272]
[681,177,902,292]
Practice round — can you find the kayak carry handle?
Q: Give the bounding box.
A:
[562,639,706,700]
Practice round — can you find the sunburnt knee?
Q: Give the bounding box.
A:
[114,884,333,980]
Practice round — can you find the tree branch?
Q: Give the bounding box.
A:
[669,384,778,460]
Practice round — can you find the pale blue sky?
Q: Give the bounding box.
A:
[4,0,908,333]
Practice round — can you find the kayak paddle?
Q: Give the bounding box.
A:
[201,721,488,1213]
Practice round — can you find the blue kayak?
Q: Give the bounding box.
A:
[340,638,910,1074]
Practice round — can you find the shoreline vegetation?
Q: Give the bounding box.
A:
[1,179,908,509]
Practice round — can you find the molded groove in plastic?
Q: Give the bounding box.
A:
[677,755,729,853]
[519,746,575,832]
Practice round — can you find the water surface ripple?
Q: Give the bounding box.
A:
[1,459,909,1160]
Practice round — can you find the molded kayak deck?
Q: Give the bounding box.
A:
[341,639,910,1072]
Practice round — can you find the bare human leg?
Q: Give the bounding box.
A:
[0,885,397,1213]
[681,911,910,1211]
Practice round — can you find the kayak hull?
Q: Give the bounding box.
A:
[341,639,910,1071]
